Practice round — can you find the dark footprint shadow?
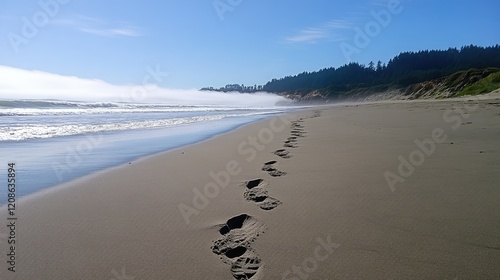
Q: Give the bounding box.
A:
[274,149,292,159]
[261,161,277,171]
[257,197,282,210]
[245,178,268,189]
[244,187,282,210]
[225,246,247,258]
[291,131,304,135]
[211,214,266,279]
[243,179,282,210]
[284,142,298,148]
[267,169,287,177]
[219,214,252,235]
[291,132,306,138]
[262,161,287,177]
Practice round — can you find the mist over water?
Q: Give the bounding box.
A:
[0,66,293,199]
[0,65,287,106]
[0,65,295,199]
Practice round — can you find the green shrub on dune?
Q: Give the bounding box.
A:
[457,71,500,96]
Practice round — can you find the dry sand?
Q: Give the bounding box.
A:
[1,95,500,279]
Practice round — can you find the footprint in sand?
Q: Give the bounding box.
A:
[267,169,287,177]
[243,179,282,210]
[291,123,304,128]
[274,149,292,159]
[311,110,322,118]
[291,132,306,138]
[290,129,306,137]
[284,141,298,148]
[231,255,261,280]
[284,138,298,147]
[261,161,287,177]
[211,214,265,280]
[290,127,306,136]
[261,161,277,171]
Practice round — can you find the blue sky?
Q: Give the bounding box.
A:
[1,0,499,92]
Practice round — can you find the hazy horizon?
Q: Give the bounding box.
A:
[0,65,287,106]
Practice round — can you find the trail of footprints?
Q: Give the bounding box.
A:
[212,110,321,279]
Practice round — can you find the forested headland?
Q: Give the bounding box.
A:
[203,45,500,102]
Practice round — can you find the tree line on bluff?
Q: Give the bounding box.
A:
[261,45,500,95]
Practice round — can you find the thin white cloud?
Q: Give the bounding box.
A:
[0,65,286,106]
[285,19,354,44]
[286,28,329,43]
[324,19,355,29]
[285,0,391,45]
[78,27,140,37]
[54,14,141,37]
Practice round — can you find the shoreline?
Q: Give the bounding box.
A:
[1,96,499,279]
[3,112,297,209]
[0,110,295,204]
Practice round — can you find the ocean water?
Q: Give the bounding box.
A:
[0,99,290,203]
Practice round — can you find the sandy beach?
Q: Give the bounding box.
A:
[1,95,500,279]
